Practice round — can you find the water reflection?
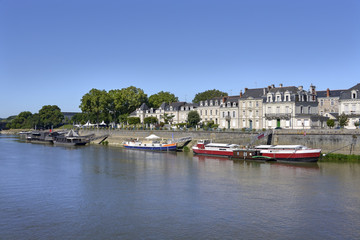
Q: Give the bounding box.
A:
[0,135,359,239]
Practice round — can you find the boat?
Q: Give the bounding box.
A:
[254,145,321,162]
[53,129,90,146]
[123,134,177,151]
[192,140,240,157]
[22,130,61,144]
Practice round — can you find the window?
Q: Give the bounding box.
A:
[227,102,231,107]
[300,106,303,114]
[205,110,207,115]
[233,102,236,107]
[210,100,213,106]
[331,99,334,106]
[256,101,259,107]
[308,106,311,114]
[277,96,280,102]
[222,112,225,118]
[285,106,289,114]
[256,110,259,117]
[243,110,245,117]
[200,110,202,115]
[249,101,252,107]
[210,110,212,115]
[267,107,271,114]
[200,101,203,106]
[242,119,246,127]
[242,102,245,108]
[233,111,236,117]
[285,95,289,101]
[216,110,218,115]
[320,100,323,106]
[205,101,208,106]
[268,96,271,102]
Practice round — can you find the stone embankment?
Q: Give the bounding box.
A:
[80,129,360,155]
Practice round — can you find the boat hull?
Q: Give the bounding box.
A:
[261,151,321,162]
[124,143,177,151]
[192,148,234,157]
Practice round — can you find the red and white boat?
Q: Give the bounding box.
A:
[192,140,240,157]
[255,145,321,162]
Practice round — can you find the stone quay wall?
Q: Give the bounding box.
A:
[80,129,360,155]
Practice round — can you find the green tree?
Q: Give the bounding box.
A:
[38,105,64,128]
[9,111,33,129]
[355,121,360,129]
[109,86,148,122]
[161,113,175,124]
[192,89,228,103]
[127,117,140,125]
[326,119,335,128]
[148,91,178,108]
[80,88,111,123]
[338,113,349,128]
[187,111,201,127]
[144,116,158,125]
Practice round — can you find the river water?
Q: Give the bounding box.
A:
[0,135,359,240]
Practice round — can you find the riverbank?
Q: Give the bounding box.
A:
[3,128,360,156]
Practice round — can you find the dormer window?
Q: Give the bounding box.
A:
[227,102,231,107]
[200,101,203,106]
[181,106,184,111]
[170,106,173,111]
[215,100,218,106]
[233,102,236,107]
[276,95,280,102]
[268,96,272,102]
[205,101,208,106]
[210,100,213,106]
[352,90,357,99]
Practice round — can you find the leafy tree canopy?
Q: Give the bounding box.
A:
[187,111,201,127]
[38,105,64,128]
[149,91,178,108]
[127,117,140,125]
[109,86,148,122]
[8,111,34,129]
[192,89,228,103]
[144,116,158,125]
[80,88,111,123]
[326,119,335,128]
[338,113,349,128]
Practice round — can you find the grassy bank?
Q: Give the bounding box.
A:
[320,153,360,162]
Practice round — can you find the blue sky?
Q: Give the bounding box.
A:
[1,0,359,118]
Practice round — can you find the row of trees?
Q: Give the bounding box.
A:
[7,105,64,129]
[77,87,226,124]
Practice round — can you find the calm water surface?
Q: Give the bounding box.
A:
[0,135,359,239]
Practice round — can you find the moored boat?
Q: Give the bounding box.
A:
[192,140,240,157]
[123,134,177,151]
[255,145,321,162]
[53,129,90,146]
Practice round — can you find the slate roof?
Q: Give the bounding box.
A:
[139,103,149,110]
[268,86,299,93]
[317,90,344,98]
[241,88,266,99]
[340,83,360,99]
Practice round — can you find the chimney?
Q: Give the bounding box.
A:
[268,85,271,90]
[222,97,227,103]
[326,88,330,97]
[298,86,303,91]
[263,88,266,95]
[244,88,248,93]
[279,83,283,88]
[240,90,243,98]
[271,84,275,88]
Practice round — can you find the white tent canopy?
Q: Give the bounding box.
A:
[145,134,161,140]
[83,121,96,127]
